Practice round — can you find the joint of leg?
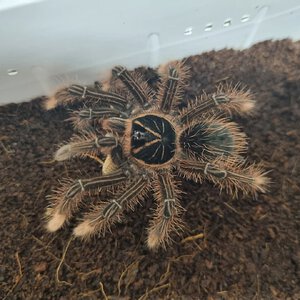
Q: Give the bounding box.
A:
[168,76,179,81]
[204,163,228,179]
[116,67,126,77]
[164,198,175,203]
[78,179,85,191]
[212,93,229,105]
[212,94,221,105]
[81,86,87,99]
[95,137,100,148]
[218,170,227,179]
[141,173,149,180]
[112,199,122,209]
[124,169,131,178]
[204,163,211,175]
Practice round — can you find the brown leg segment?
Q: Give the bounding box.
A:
[112,66,152,108]
[54,133,117,161]
[73,176,149,238]
[147,172,184,249]
[46,170,129,232]
[68,106,128,130]
[157,62,190,113]
[180,84,255,124]
[159,67,180,113]
[178,159,268,196]
[68,84,129,109]
[44,82,129,110]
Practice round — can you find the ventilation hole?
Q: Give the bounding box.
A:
[204,23,213,32]
[223,19,232,27]
[184,26,193,36]
[7,69,18,76]
[241,15,250,22]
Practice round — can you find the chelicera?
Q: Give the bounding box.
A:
[45,61,268,249]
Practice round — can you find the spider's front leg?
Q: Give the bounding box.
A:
[73,175,150,238]
[44,81,129,111]
[157,61,190,114]
[68,105,129,130]
[46,169,129,232]
[147,172,184,249]
[180,84,255,124]
[112,66,153,109]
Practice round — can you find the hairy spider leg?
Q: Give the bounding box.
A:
[112,66,152,109]
[147,172,184,249]
[68,84,128,109]
[68,106,129,130]
[46,170,129,232]
[180,84,255,124]
[157,62,189,113]
[178,159,268,196]
[54,134,117,162]
[73,176,149,237]
[159,66,180,113]
[44,80,130,110]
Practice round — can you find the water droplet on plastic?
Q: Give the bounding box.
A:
[184,27,193,36]
[7,69,18,76]
[241,15,250,22]
[224,19,232,27]
[204,23,213,32]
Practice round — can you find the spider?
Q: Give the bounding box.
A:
[45,61,268,249]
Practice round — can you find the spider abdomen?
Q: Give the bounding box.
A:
[130,114,176,165]
[180,122,241,160]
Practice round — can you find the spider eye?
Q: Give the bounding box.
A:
[133,131,145,141]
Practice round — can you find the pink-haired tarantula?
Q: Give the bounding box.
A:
[45,61,268,249]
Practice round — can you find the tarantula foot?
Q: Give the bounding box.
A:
[73,220,95,237]
[46,210,67,232]
[147,229,161,250]
[44,86,80,110]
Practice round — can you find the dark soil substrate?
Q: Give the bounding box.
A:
[1,39,299,300]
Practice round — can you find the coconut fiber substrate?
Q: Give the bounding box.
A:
[0,39,299,300]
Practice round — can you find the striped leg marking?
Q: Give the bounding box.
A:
[73,176,149,237]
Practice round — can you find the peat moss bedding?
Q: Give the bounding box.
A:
[0,39,299,299]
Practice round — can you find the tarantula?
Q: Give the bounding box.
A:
[45,61,268,249]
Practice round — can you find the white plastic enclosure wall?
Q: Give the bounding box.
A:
[0,0,300,104]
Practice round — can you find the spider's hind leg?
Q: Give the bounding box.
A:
[46,169,129,232]
[73,176,149,238]
[180,83,255,124]
[178,159,269,196]
[147,172,184,249]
